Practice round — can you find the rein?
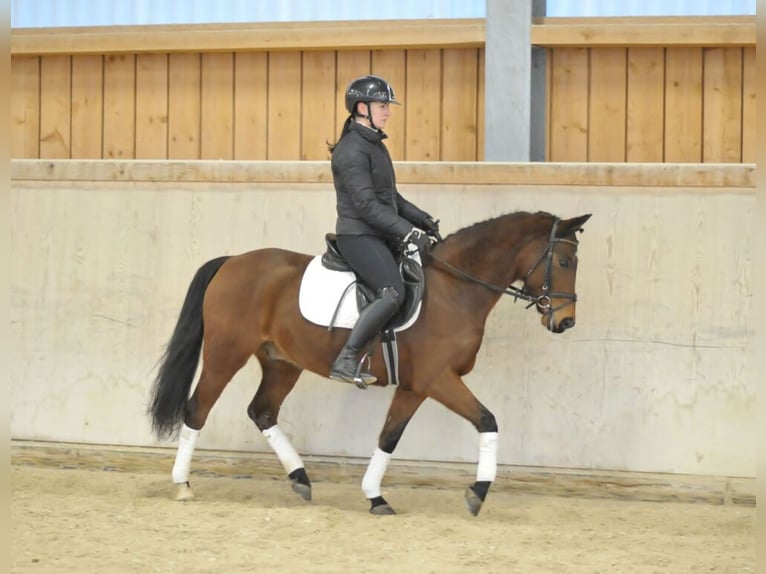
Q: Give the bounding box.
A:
[428,218,579,314]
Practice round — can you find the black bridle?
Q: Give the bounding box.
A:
[427,218,579,321]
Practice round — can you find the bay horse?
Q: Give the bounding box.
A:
[148,210,592,516]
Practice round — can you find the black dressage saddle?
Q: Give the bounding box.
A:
[321,233,424,330]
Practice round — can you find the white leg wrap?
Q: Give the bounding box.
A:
[476,432,498,482]
[361,448,391,499]
[171,424,200,484]
[262,425,304,474]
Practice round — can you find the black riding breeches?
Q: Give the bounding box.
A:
[335,234,405,307]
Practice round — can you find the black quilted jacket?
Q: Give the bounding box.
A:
[331,121,430,240]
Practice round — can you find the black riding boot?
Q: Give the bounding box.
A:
[330,287,400,388]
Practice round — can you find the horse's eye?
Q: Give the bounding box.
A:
[559,257,571,268]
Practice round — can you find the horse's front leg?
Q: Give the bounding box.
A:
[362,387,425,515]
[425,370,498,516]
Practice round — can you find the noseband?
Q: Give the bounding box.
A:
[508,218,579,320]
[430,218,579,319]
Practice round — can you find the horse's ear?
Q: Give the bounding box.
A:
[556,213,592,237]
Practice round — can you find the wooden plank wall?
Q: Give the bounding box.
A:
[11,48,485,162]
[548,46,756,162]
[11,17,755,163]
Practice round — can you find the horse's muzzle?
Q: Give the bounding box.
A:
[550,316,575,333]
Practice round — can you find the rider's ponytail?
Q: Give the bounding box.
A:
[327,115,354,153]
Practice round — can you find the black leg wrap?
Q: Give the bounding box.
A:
[464,480,492,517]
[288,468,312,502]
[471,480,491,502]
[369,496,396,516]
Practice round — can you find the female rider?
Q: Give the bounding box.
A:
[328,75,439,387]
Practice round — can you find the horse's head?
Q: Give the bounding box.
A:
[517,213,592,333]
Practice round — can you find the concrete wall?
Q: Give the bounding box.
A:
[10,161,755,479]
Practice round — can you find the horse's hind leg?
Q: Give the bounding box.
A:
[172,352,250,501]
[363,387,425,515]
[247,352,309,501]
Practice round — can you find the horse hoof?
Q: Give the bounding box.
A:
[175,482,194,501]
[370,503,396,516]
[291,481,312,502]
[464,486,483,516]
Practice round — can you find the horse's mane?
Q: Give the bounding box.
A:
[441,210,556,245]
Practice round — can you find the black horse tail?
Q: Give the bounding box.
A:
[148,256,230,440]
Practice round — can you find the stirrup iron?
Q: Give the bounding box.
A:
[353,352,376,389]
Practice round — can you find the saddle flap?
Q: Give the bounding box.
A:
[355,256,425,331]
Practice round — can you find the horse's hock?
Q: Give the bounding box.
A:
[10,160,755,506]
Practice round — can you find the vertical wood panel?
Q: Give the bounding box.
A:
[71,55,103,159]
[200,53,234,160]
[103,54,136,159]
[588,48,626,162]
[703,48,743,163]
[664,48,703,162]
[39,56,71,158]
[404,49,442,161]
[8,41,752,164]
[135,53,168,159]
[441,48,478,161]
[741,47,755,163]
[267,52,302,160]
[233,52,268,160]
[11,56,40,158]
[300,51,336,160]
[371,50,406,160]
[335,50,371,145]
[168,53,201,159]
[626,48,664,162]
[548,48,589,162]
[477,47,485,161]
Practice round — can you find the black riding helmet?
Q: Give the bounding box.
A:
[344,75,400,116]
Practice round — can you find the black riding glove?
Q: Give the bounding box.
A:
[404,229,433,263]
[421,216,441,239]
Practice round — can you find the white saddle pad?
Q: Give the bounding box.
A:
[298,255,422,331]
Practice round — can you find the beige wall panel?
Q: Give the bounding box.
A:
[233,52,268,160]
[300,51,336,161]
[10,166,754,480]
[168,53,201,159]
[200,53,234,160]
[135,54,169,159]
[39,56,71,158]
[404,49,442,161]
[588,48,627,162]
[103,54,136,159]
[626,48,664,162]
[71,55,103,159]
[11,56,40,158]
[548,48,589,161]
[702,48,743,163]
[741,48,755,163]
[371,50,406,160]
[441,48,479,161]
[267,52,302,160]
[664,48,703,162]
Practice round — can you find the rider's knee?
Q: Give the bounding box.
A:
[378,285,404,308]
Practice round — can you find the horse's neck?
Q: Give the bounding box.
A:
[433,224,530,305]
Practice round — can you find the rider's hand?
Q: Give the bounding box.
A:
[404,229,433,262]
[421,216,441,240]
